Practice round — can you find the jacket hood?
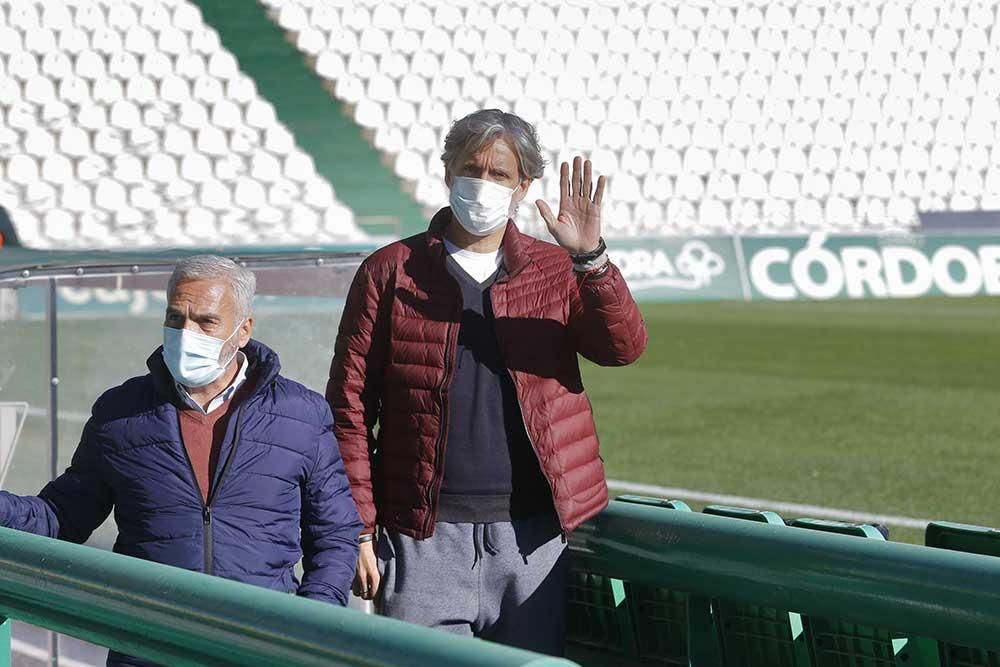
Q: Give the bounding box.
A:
[147,337,282,402]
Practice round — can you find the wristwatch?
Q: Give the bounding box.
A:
[569,237,607,263]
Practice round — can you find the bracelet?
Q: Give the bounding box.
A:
[358,533,375,544]
[569,237,607,263]
[572,251,609,273]
[579,259,612,280]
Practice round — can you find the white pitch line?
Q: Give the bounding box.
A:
[607,479,933,530]
[12,638,98,667]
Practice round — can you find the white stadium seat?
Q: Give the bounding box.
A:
[794,197,824,228]
[282,152,314,183]
[111,154,145,186]
[94,177,127,211]
[146,153,178,184]
[0,0,360,247]
[8,0,1000,245]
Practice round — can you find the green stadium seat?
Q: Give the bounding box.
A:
[566,496,697,667]
[792,518,933,667]
[926,522,1000,667]
[789,518,886,540]
[703,504,786,525]
[614,494,692,512]
[926,522,1000,558]
[703,505,811,667]
[565,557,637,666]
[616,495,698,666]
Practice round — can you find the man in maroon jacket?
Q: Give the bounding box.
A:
[327,109,647,654]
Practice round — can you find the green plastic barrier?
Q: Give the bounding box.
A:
[702,506,809,667]
[0,526,573,667]
[792,518,936,667]
[571,499,1000,662]
[926,522,1000,667]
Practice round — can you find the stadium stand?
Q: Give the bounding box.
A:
[0,0,365,248]
[261,0,1000,238]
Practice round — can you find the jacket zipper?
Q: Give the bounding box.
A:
[424,258,464,535]
[202,506,213,574]
[424,320,457,535]
[179,404,246,576]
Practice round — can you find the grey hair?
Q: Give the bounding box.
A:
[167,255,256,320]
[441,109,545,180]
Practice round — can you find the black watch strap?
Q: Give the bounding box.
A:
[569,237,607,263]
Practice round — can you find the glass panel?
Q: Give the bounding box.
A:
[0,282,50,500]
[0,255,363,663]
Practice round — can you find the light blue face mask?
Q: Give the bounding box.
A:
[162,321,243,388]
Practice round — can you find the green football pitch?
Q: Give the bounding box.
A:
[2,295,998,546]
[584,296,1000,544]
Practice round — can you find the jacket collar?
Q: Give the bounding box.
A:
[147,338,281,404]
[427,207,532,280]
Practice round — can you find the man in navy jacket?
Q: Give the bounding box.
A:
[0,255,361,667]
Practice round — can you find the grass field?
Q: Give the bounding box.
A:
[584,296,1000,544]
[2,292,998,546]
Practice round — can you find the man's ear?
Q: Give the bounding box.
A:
[514,178,533,203]
[238,316,253,347]
[444,166,452,188]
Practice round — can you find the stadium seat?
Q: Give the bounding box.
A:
[788,519,935,665]
[702,505,811,667]
[10,0,1000,243]
[0,0,365,248]
[926,522,1000,667]
[566,495,698,667]
[259,0,1000,236]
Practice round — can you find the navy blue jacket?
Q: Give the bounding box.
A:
[0,339,362,608]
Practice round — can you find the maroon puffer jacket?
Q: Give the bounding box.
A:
[326,208,648,539]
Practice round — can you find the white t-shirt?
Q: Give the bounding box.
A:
[443,238,503,283]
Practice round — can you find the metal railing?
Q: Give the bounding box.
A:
[0,526,573,667]
[3,500,1000,666]
[569,499,1000,665]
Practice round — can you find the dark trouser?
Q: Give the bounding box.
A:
[377,513,569,656]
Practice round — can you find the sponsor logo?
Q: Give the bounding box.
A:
[610,240,726,291]
[749,234,1000,300]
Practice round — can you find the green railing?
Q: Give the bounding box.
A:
[4,499,1000,666]
[566,498,1000,667]
[0,527,572,667]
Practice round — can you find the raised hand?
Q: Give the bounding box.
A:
[535,156,605,255]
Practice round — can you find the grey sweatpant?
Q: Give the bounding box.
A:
[376,514,569,655]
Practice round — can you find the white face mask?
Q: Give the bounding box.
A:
[448,176,517,237]
[162,321,243,388]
